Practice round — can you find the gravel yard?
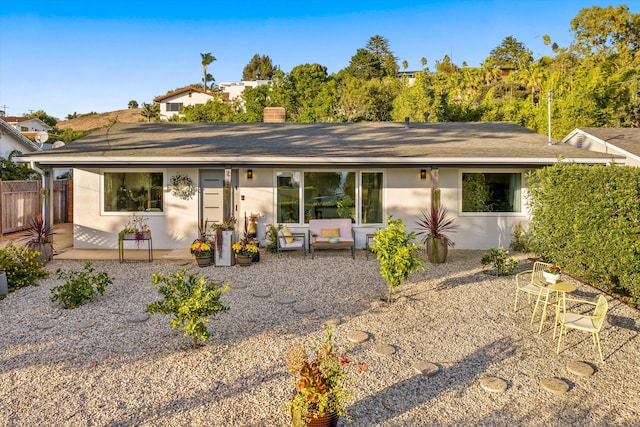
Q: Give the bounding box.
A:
[1,250,639,426]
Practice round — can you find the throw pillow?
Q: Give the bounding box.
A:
[281,226,294,244]
[321,228,340,238]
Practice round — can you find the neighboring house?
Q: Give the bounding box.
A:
[2,116,53,139]
[0,118,43,158]
[153,87,218,120]
[17,120,619,252]
[562,128,640,166]
[219,80,269,102]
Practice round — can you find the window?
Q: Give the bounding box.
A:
[276,171,384,225]
[462,172,521,213]
[166,103,183,112]
[104,172,164,212]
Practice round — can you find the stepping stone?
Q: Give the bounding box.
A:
[229,283,247,290]
[540,378,570,395]
[252,290,271,298]
[413,362,439,377]
[126,313,149,323]
[373,343,396,356]
[479,376,508,393]
[567,361,595,377]
[76,320,95,330]
[35,322,56,330]
[278,297,296,305]
[322,318,341,328]
[347,330,369,344]
[293,305,315,314]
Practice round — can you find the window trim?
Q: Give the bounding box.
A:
[100,169,166,216]
[458,169,526,217]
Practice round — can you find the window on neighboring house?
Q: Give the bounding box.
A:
[462,172,521,213]
[21,126,28,132]
[276,171,384,224]
[166,103,183,112]
[104,172,164,212]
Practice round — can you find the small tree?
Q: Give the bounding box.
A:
[140,102,159,122]
[145,270,229,348]
[371,216,425,303]
[128,100,139,109]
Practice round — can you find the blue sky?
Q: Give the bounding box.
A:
[0,1,626,120]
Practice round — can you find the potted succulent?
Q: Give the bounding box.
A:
[119,213,150,246]
[543,264,561,284]
[231,240,259,267]
[285,327,359,427]
[415,204,457,264]
[20,214,57,264]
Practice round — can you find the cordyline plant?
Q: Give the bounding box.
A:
[145,270,229,348]
[371,216,425,303]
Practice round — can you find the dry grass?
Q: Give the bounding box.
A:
[56,108,144,132]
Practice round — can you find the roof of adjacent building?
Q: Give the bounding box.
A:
[17,121,620,167]
[153,86,216,103]
[0,119,43,152]
[570,128,640,157]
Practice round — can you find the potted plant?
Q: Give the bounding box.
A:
[212,217,236,266]
[20,214,58,264]
[285,327,358,427]
[231,240,259,266]
[190,240,214,267]
[415,204,457,263]
[543,264,561,284]
[119,213,151,246]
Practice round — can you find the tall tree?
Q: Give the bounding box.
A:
[140,102,159,122]
[200,52,216,92]
[242,54,277,80]
[485,36,533,71]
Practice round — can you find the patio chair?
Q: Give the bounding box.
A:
[556,294,608,362]
[276,227,306,258]
[513,261,552,313]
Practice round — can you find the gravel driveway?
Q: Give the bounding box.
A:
[1,250,639,426]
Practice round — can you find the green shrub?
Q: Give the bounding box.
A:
[509,223,530,253]
[0,242,49,290]
[481,248,519,276]
[265,223,283,253]
[51,262,112,308]
[145,270,229,348]
[372,216,425,303]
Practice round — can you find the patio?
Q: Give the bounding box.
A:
[1,237,639,425]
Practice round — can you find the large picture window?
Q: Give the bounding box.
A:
[104,172,164,212]
[462,172,521,213]
[276,170,384,225]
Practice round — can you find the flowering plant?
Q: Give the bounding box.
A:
[190,240,213,256]
[544,265,561,275]
[231,241,259,257]
[285,327,366,421]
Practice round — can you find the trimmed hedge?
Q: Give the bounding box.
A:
[527,162,640,306]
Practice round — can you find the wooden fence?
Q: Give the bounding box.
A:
[0,179,73,236]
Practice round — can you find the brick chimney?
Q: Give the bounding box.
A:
[263,107,285,123]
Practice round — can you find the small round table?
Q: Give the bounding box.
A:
[533,281,576,334]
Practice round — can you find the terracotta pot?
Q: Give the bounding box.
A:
[425,236,448,264]
[235,255,252,267]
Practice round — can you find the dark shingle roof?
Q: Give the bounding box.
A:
[576,128,640,157]
[19,121,617,167]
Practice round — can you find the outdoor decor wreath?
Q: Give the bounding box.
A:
[169,174,196,200]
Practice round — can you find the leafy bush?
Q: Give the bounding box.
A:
[372,216,425,303]
[145,270,229,348]
[0,242,49,290]
[265,223,283,253]
[509,223,530,253]
[51,262,112,308]
[481,248,520,276]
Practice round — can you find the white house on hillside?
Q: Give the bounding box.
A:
[219,80,269,102]
[2,116,53,139]
[0,118,43,158]
[153,87,218,120]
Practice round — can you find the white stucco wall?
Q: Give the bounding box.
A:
[158,92,216,120]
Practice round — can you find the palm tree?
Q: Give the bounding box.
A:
[200,52,216,92]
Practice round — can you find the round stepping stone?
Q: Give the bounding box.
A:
[479,376,508,393]
[540,378,570,395]
[322,318,341,328]
[347,330,369,344]
[278,297,296,305]
[35,322,56,330]
[229,283,247,290]
[567,361,595,377]
[76,320,95,330]
[293,305,315,314]
[126,313,149,323]
[413,362,439,377]
[252,290,271,298]
[373,343,396,356]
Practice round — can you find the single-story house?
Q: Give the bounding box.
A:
[153,87,221,120]
[562,128,640,166]
[0,118,43,157]
[16,120,620,251]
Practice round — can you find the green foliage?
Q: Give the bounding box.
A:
[0,150,40,180]
[371,216,425,303]
[140,102,160,122]
[481,248,520,276]
[242,53,276,81]
[50,262,112,309]
[0,242,49,290]
[57,127,86,143]
[509,223,530,253]
[128,100,139,109]
[527,162,640,306]
[145,270,229,348]
[265,223,283,253]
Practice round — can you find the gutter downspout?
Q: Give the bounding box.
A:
[29,161,52,228]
